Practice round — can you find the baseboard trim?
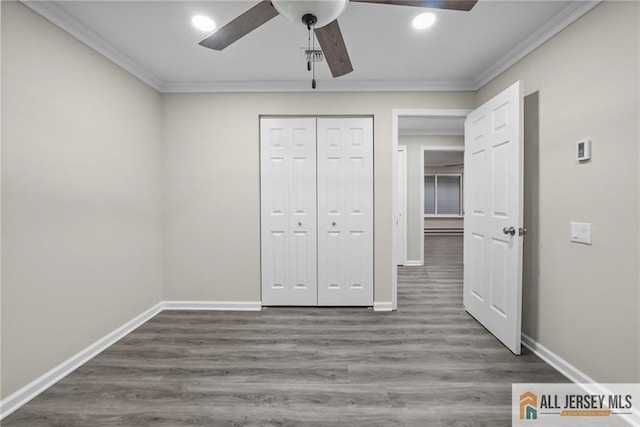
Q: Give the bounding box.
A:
[162,300,262,311]
[522,333,640,426]
[522,333,597,384]
[403,260,423,267]
[373,302,394,312]
[0,300,262,420]
[0,302,164,420]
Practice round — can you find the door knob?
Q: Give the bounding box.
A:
[503,226,516,236]
[332,222,336,227]
[298,222,302,227]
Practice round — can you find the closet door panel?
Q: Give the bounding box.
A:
[317,117,373,306]
[260,118,317,305]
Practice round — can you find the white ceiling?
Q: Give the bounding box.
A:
[23,0,600,93]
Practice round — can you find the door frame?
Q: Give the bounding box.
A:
[396,145,407,266]
[391,109,472,310]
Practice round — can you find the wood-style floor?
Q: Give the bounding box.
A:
[3,236,566,426]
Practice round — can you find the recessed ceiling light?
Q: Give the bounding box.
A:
[412,12,436,30]
[192,15,216,33]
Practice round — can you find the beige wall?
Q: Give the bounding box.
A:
[398,135,463,262]
[3,0,638,403]
[162,93,474,302]
[1,2,163,398]
[478,1,640,382]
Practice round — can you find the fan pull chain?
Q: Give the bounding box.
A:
[302,14,319,90]
[307,25,312,72]
[311,22,316,89]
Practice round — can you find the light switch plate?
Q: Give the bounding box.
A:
[570,222,592,245]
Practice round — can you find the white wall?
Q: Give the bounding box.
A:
[478,1,640,382]
[162,93,474,303]
[398,135,463,263]
[1,2,163,398]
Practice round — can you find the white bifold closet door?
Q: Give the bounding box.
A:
[260,118,317,306]
[317,118,373,306]
[260,116,373,306]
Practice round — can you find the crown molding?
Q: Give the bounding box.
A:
[473,0,602,90]
[21,0,601,94]
[20,0,164,92]
[159,79,476,93]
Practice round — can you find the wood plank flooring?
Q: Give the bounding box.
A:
[3,236,567,426]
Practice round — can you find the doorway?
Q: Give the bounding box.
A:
[392,109,470,310]
[393,83,527,355]
[422,146,465,265]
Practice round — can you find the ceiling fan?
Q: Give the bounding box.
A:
[199,0,478,83]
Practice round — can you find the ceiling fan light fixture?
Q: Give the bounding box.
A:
[192,15,216,32]
[412,12,436,30]
[271,0,348,28]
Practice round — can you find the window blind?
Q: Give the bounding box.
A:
[424,176,435,214]
[424,174,462,216]
[436,176,461,215]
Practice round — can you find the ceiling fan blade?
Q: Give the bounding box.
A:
[314,20,353,78]
[199,1,279,50]
[349,0,478,12]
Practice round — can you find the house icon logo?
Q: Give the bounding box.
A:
[520,391,538,420]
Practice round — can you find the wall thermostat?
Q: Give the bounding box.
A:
[577,139,591,161]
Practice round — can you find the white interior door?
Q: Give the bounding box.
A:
[317,117,374,306]
[261,118,317,305]
[463,81,524,354]
[396,146,407,266]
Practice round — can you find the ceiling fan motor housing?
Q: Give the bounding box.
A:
[302,13,318,28]
[271,0,349,28]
